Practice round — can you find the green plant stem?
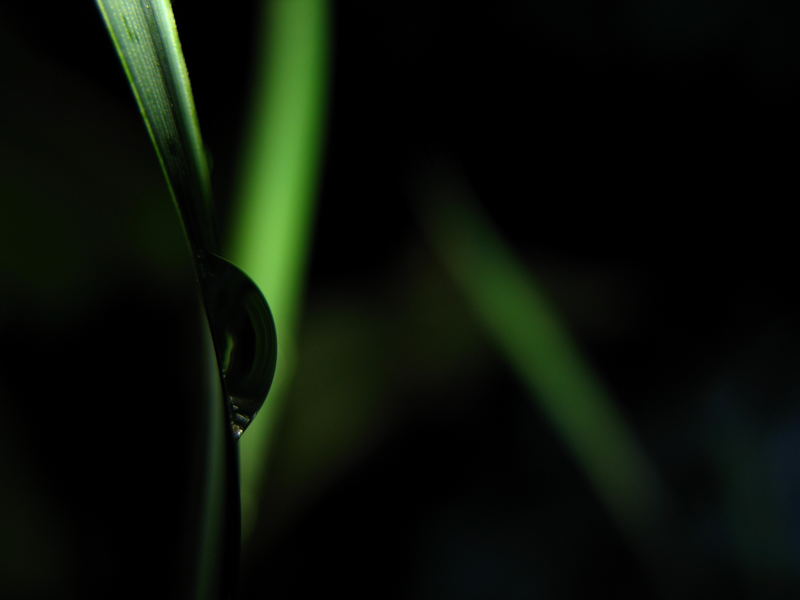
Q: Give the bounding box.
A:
[228,0,329,536]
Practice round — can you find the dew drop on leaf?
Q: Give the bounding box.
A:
[200,254,277,439]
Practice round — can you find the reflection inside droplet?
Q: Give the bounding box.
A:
[200,254,277,439]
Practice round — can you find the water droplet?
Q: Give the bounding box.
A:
[200,254,277,439]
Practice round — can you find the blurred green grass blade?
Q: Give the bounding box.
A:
[229,0,329,533]
[95,0,216,253]
[422,179,662,533]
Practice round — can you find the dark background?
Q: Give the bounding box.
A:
[2,1,800,598]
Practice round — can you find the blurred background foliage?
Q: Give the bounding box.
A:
[3,1,800,599]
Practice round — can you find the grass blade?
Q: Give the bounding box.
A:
[95,2,247,597]
[421,173,663,537]
[95,0,215,254]
[97,0,279,436]
[228,0,330,535]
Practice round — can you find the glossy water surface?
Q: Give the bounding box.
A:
[199,253,277,439]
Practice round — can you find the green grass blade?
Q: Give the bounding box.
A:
[421,177,663,535]
[97,4,278,439]
[95,3,238,597]
[95,0,215,254]
[228,0,330,535]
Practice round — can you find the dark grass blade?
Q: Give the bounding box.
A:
[95,0,216,255]
[96,0,277,440]
[95,0,275,597]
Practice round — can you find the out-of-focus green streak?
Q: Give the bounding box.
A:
[228,0,329,535]
[422,181,662,535]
